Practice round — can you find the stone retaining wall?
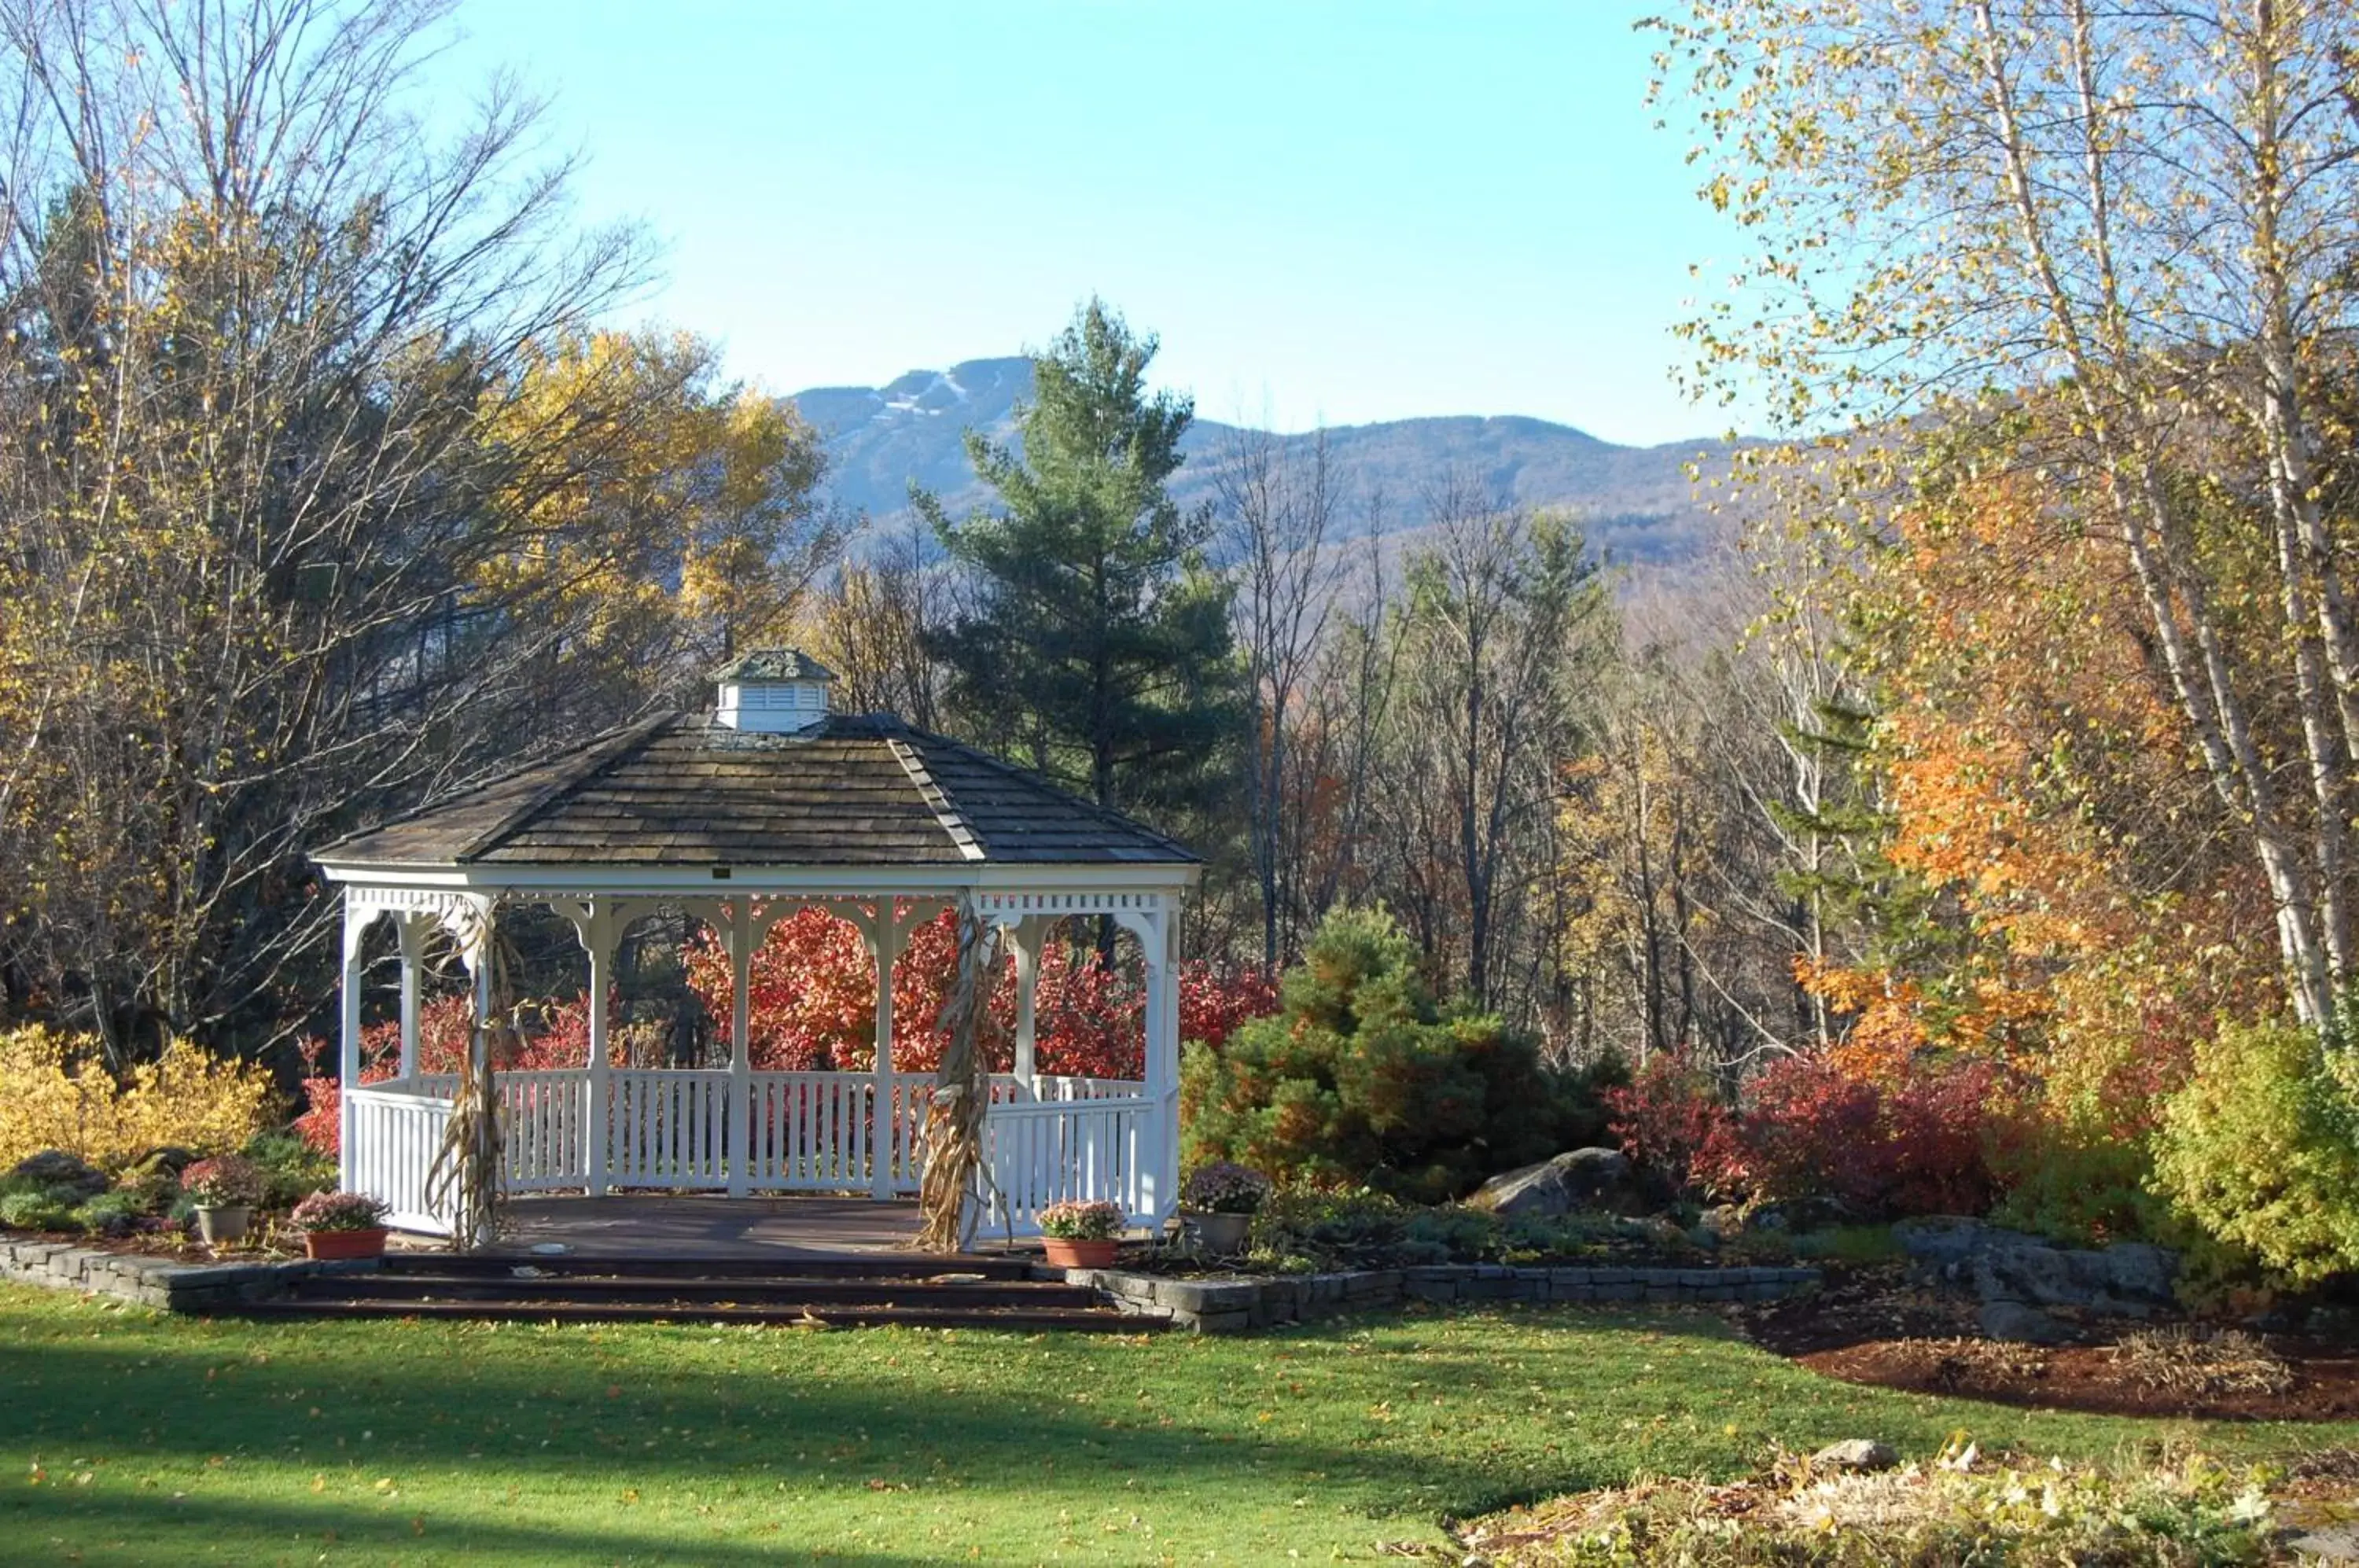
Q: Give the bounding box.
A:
[0,1235,377,1312]
[1054,1261,1823,1334]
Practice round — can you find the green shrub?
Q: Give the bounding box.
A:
[1991,1128,2165,1246]
[1251,1187,1413,1268]
[1788,1224,1901,1264]
[69,1191,146,1236]
[1183,906,1603,1201]
[242,1129,334,1207]
[2151,1017,2359,1286]
[1401,1205,1496,1264]
[0,1171,46,1201]
[0,1190,75,1231]
[1247,1187,1697,1271]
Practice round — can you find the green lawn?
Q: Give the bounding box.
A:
[2,1283,2352,1566]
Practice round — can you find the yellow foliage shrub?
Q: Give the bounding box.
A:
[0,1025,278,1170]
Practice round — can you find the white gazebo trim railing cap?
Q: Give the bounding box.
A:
[315,860,1200,900]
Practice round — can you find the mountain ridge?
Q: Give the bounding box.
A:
[790,355,1740,565]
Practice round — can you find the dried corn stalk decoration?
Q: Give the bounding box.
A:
[426,911,515,1251]
[912,901,1003,1253]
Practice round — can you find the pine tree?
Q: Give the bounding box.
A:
[920,300,1239,826]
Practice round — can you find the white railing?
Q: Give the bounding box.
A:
[745,1072,870,1191]
[881,1073,931,1193]
[500,1070,591,1190]
[974,1093,1150,1240]
[400,1069,589,1190]
[347,1069,1154,1228]
[347,1084,456,1235]
[609,1069,731,1188]
[992,1073,1146,1103]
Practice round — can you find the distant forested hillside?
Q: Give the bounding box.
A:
[790,356,1745,565]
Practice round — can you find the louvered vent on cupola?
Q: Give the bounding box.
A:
[712,648,837,733]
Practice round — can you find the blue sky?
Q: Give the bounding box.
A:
[436,2,1738,445]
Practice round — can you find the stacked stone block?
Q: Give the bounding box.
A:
[1052,1261,1820,1333]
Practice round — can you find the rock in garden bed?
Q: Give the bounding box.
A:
[1466,1147,1652,1220]
[8,1150,109,1198]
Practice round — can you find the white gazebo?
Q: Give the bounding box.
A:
[311,650,1199,1242]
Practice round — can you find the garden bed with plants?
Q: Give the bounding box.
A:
[1120,1186,1822,1280]
[1,1132,394,1270]
[1453,1441,2311,1566]
[1734,1260,2359,1422]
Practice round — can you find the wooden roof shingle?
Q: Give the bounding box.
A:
[315,712,1196,870]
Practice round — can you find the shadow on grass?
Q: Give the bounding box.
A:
[5,1485,954,1566]
[0,1308,1643,1525]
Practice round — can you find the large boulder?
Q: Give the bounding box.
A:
[1895,1214,2179,1321]
[127,1145,201,1178]
[9,1150,108,1199]
[1972,1240,2177,1319]
[1893,1215,2023,1280]
[1980,1298,2074,1345]
[1468,1147,1639,1220]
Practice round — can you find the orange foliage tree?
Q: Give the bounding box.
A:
[1809,467,2281,1161]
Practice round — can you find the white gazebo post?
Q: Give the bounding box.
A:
[555,898,620,1198]
[395,911,426,1082]
[1007,915,1045,1095]
[862,901,903,1199]
[727,902,754,1199]
[1139,904,1183,1222]
[337,896,370,1194]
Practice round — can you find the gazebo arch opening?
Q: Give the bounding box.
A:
[315,650,1198,1243]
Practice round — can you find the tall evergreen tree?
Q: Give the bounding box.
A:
[921,300,1239,829]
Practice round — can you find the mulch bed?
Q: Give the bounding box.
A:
[1737,1262,2359,1421]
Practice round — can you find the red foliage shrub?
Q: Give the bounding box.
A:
[1701,1051,2007,1217]
[1179,964,1279,1053]
[295,993,604,1155]
[1603,1051,1732,1188]
[683,907,1281,1080]
[1608,1047,2008,1218]
[296,911,1286,1157]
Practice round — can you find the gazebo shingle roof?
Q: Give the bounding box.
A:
[315,712,1197,869]
[710,649,837,683]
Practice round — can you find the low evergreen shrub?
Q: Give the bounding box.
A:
[1182,906,1610,1202]
[0,1191,75,1231]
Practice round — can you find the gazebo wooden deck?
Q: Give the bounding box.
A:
[482,1194,925,1259]
[311,650,1199,1247]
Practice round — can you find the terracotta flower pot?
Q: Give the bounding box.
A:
[193,1205,251,1245]
[304,1227,389,1261]
[1183,1210,1253,1254]
[1040,1237,1119,1268]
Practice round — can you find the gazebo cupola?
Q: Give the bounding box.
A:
[714,647,836,733]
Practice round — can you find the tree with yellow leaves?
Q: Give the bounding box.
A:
[0,1,833,1069]
[477,329,836,717]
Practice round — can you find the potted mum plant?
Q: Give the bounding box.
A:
[1180,1162,1270,1255]
[290,1190,392,1260]
[181,1155,263,1246]
[1036,1198,1126,1268]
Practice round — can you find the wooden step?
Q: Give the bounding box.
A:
[293,1272,1099,1310]
[228,1296,1161,1332]
[384,1253,1036,1282]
